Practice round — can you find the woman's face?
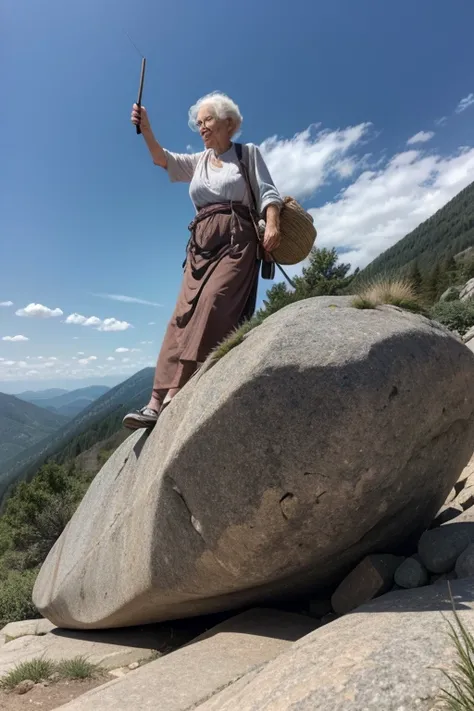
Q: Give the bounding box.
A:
[196,105,232,150]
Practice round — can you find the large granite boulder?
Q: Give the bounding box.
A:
[33,298,474,629]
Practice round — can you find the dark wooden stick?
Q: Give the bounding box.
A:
[136,57,146,135]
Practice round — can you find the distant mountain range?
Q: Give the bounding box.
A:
[16,388,69,400]
[16,385,110,418]
[356,180,474,282]
[0,368,154,502]
[0,393,67,469]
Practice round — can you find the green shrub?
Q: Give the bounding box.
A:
[0,569,38,626]
[0,656,102,690]
[430,299,474,336]
[0,658,55,689]
[1,463,90,570]
[440,586,474,710]
[56,656,100,680]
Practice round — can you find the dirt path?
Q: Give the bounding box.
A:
[0,677,111,710]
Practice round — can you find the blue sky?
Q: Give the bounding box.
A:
[2,0,474,392]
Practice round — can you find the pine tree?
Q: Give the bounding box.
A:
[423,264,441,304]
[295,248,352,297]
[260,282,294,316]
[408,261,423,295]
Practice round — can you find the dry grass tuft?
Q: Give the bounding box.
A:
[352,278,425,313]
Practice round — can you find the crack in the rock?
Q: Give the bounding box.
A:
[170,480,204,538]
[113,456,129,481]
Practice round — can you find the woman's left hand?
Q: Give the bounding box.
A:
[262,224,281,254]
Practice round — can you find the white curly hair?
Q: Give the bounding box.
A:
[188,92,243,137]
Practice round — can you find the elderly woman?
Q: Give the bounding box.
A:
[123,92,283,430]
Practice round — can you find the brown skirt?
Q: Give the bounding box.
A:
[152,202,260,399]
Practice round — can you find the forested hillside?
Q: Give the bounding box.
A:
[357,181,474,283]
[0,368,153,502]
[0,393,67,469]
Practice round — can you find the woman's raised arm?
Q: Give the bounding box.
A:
[131,103,167,168]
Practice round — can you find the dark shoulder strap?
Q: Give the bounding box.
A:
[234,142,243,161]
[234,142,258,213]
[234,144,295,288]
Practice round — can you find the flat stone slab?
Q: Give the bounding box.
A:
[0,624,174,677]
[1,618,55,640]
[55,609,316,711]
[193,579,474,711]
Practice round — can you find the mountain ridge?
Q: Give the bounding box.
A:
[356,180,474,282]
[0,367,154,502]
[0,393,67,470]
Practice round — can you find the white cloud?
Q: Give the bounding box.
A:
[77,352,85,355]
[131,348,141,352]
[406,131,435,145]
[17,361,28,368]
[259,123,371,200]
[99,318,132,332]
[78,355,98,365]
[455,93,474,114]
[106,356,115,361]
[148,322,156,326]
[308,145,474,270]
[435,116,447,127]
[2,335,29,342]
[0,301,13,307]
[122,357,130,363]
[16,303,63,318]
[94,293,162,307]
[48,356,58,361]
[73,336,79,340]
[140,341,153,345]
[4,360,15,366]
[44,362,56,368]
[65,313,132,332]
[26,370,39,375]
[115,347,129,353]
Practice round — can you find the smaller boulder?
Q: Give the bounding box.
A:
[0,618,55,641]
[394,557,429,589]
[440,286,461,302]
[418,523,474,573]
[461,279,474,301]
[331,554,404,615]
[464,326,474,344]
[456,543,474,579]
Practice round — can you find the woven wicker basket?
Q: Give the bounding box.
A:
[273,197,317,265]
